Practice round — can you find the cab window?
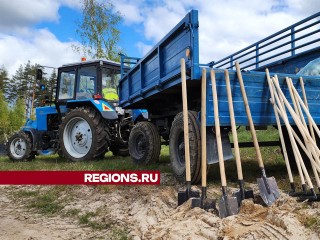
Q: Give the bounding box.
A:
[76,66,97,99]
[59,70,75,100]
[102,68,120,101]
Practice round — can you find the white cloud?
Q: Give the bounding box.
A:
[0,0,60,32]
[0,29,82,76]
[117,0,319,63]
[135,41,153,56]
[0,0,319,78]
[0,0,82,76]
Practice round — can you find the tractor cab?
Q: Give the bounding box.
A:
[56,60,122,103]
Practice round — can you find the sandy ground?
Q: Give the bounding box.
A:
[0,173,319,240]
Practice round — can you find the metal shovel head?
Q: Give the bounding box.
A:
[233,188,254,207]
[257,176,280,206]
[178,188,200,206]
[218,195,239,218]
[191,197,216,210]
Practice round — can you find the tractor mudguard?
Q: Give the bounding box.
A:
[132,109,148,122]
[66,99,118,120]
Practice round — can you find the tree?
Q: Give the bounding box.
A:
[9,98,25,133]
[0,91,9,141]
[74,0,123,61]
[0,66,9,96]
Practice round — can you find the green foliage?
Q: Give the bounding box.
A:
[0,91,9,141]
[0,65,9,94]
[9,98,26,131]
[74,0,123,61]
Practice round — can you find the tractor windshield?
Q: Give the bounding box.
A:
[102,68,120,101]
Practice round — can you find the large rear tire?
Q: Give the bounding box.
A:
[129,121,161,164]
[7,131,35,161]
[169,111,201,184]
[59,107,109,161]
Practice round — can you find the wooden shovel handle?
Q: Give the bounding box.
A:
[201,68,207,187]
[211,70,227,187]
[225,70,243,180]
[265,69,294,183]
[235,62,264,168]
[181,58,191,182]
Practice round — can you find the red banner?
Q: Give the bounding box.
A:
[0,171,161,185]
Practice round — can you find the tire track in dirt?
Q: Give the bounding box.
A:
[0,175,320,240]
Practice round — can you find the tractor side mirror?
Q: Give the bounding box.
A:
[36,69,43,80]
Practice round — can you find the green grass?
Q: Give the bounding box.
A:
[110,228,128,240]
[26,187,67,215]
[1,127,306,192]
[0,147,171,172]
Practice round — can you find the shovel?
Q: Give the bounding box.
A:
[191,68,216,210]
[224,69,254,206]
[270,76,317,200]
[266,69,296,193]
[178,58,200,206]
[211,69,239,218]
[236,62,280,206]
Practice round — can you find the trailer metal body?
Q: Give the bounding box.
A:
[119,10,320,182]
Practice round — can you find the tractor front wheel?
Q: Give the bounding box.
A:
[7,131,35,161]
[59,107,109,161]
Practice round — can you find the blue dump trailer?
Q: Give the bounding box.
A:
[119,10,320,183]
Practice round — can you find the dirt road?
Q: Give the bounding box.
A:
[0,174,319,239]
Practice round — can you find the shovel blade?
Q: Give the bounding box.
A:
[191,197,216,210]
[218,195,239,218]
[178,189,200,206]
[257,176,280,206]
[233,189,254,206]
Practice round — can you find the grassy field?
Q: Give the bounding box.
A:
[2,126,319,239]
[0,126,304,191]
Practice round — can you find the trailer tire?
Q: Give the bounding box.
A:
[129,121,161,164]
[7,131,35,161]
[59,107,109,161]
[169,111,201,184]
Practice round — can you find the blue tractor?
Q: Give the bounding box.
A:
[7,60,147,162]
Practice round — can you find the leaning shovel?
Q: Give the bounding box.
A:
[191,68,216,210]
[178,58,200,206]
[211,69,239,218]
[224,69,254,206]
[236,62,280,206]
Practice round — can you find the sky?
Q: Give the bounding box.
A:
[0,0,319,76]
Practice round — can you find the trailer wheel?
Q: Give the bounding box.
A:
[169,111,201,184]
[129,121,161,164]
[59,107,109,161]
[7,131,35,161]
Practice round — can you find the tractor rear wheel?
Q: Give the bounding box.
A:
[169,111,201,184]
[129,121,161,164]
[7,131,35,161]
[59,107,109,161]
